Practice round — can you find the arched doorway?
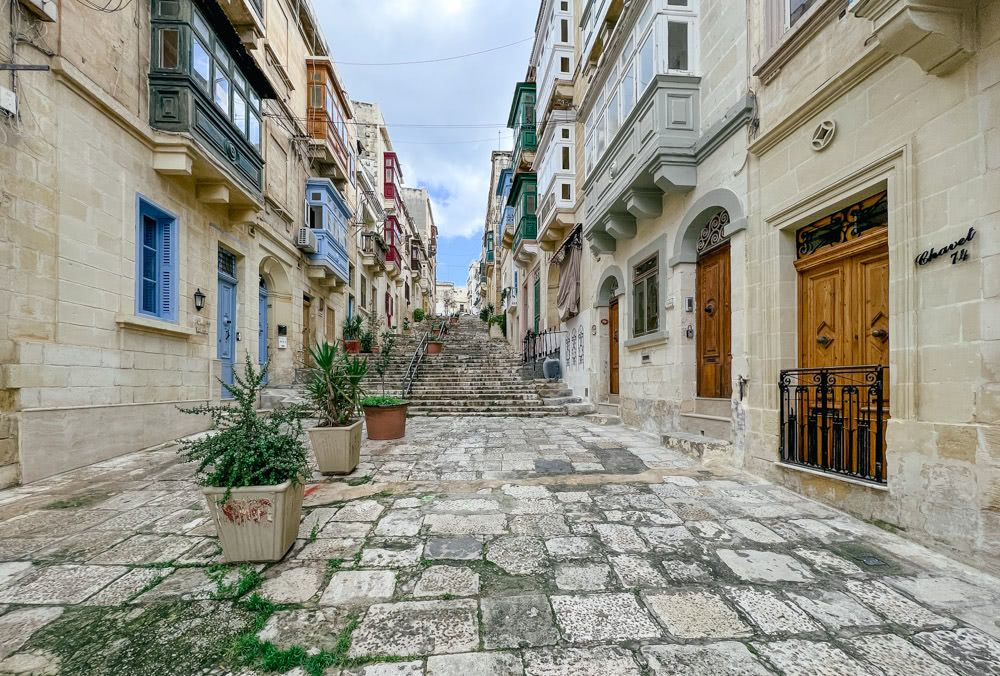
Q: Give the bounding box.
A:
[695,209,732,398]
[258,276,268,383]
[595,268,623,398]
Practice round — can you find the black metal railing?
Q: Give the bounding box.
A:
[522,329,565,365]
[778,365,887,484]
[400,330,430,398]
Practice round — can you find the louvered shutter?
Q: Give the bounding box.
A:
[159,218,176,320]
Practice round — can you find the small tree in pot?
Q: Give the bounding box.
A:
[342,315,363,354]
[360,312,380,354]
[303,342,368,474]
[362,331,409,440]
[179,354,308,562]
[413,308,425,323]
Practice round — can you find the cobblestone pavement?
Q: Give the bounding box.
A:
[0,417,998,675]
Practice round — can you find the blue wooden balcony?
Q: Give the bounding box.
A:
[309,228,350,284]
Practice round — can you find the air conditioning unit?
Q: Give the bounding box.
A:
[296,227,317,253]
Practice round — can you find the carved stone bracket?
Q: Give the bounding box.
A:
[853,0,975,76]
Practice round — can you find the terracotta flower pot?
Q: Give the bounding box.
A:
[203,480,303,562]
[344,340,360,354]
[308,420,362,474]
[363,403,409,440]
[426,341,444,354]
[449,317,459,326]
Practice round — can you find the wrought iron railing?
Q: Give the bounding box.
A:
[778,365,887,484]
[400,330,431,398]
[522,329,565,365]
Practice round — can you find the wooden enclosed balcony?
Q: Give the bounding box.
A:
[306,58,352,183]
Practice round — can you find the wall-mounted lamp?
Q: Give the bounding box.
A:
[193,288,206,312]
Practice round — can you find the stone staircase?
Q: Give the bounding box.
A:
[264,317,590,417]
[662,397,735,462]
[404,317,569,417]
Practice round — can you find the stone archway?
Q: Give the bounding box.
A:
[259,256,293,387]
[670,188,746,268]
[594,265,624,307]
[594,265,625,399]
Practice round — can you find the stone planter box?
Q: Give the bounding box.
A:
[203,480,303,562]
[426,341,444,355]
[308,420,362,474]
[363,403,409,440]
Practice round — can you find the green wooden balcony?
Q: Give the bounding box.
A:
[513,216,538,255]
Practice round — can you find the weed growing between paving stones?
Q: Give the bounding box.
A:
[309,523,320,542]
[126,573,169,602]
[42,493,110,509]
[207,564,263,599]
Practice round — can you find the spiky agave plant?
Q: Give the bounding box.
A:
[304,341,368,427]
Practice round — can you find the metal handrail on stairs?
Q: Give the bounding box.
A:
[400,330,430,398]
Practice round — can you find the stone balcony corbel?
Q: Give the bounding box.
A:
[604,211,637,241]
[852,0,975,76]
[624,189,663,220]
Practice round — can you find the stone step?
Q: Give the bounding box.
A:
[661,431,733,464]
[694,397,732,418]
[597,402,621,416]
[542,396,582,406]
[566,402,596,416]
[678,412,733,442]
[583,412,622,425]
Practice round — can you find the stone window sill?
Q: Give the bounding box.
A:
[776,461,889,492]
[116,314,196,338]
[624,331,668,351]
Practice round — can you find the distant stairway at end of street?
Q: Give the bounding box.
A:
[405,317,573,418]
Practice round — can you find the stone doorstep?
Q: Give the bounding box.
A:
[661,431,734,463]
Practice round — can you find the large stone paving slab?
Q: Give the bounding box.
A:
[481,594,559,648]
[348,599,479,657]
[644,590,752,639]
[641,642,772,676]
[550,593,661,642]
[0,565,126,604]
[523,646,643,676]
[426,651,523,676]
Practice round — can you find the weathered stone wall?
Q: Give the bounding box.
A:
[744,1,1000,573]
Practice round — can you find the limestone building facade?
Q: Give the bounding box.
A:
[0,0,434,486]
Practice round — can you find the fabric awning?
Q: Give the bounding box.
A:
[556,226,582,321]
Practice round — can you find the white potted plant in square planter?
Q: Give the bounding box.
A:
[179,354,309,563]
[303,341,368,474]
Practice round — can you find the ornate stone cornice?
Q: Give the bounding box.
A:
[852,0,975,75]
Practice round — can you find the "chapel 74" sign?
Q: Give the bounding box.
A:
[915,227,976,266]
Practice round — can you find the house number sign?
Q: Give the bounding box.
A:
[915,227,976,267]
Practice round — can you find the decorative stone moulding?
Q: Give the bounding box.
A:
[811,120,837,151]
[852,0,975,75]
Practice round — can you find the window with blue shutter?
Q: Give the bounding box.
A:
[135,196,178,321]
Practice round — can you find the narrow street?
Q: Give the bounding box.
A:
[0,411,998,674]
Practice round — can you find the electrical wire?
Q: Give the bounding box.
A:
[337,37,533,66]
[74,0,134,12]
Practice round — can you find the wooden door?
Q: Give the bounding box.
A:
[326,305,336,346]
[696,243,732,398]
[795,234,889,479]
[609,298,620,395]
[302,296,312,367]
[796,236,889,371]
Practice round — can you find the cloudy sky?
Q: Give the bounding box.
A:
[315,0,537,285]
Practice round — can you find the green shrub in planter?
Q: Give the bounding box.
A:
[178,354,308,561]
[413,308,425,323]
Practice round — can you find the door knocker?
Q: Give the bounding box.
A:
[817,335,833,347]
[703,301,716,315]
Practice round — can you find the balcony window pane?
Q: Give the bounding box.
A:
[248,113,261,149]
[192,37,210,89]
[233,70,246,94]
[233,92,247,134]
[159,29,179,69]
[621,61,636,118]
[311,84,323,109]
[192,9,210,40]
[248,90,260,111]
[667,21,689,71]
[596,111,607,156]
[214,43,230,70]
[214,67,230,113]
[526,192,536,216]
[608,90,620,137]
[789,0,817,26]
[638,33,654,93]
[638,0,655,32]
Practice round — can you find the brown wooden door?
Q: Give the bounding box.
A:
[796,235,889,372]
[326,305,336,346]
[795,234,889,479]
[696,243,732,398]
[302,296,312,367]
[609,298,620,395]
